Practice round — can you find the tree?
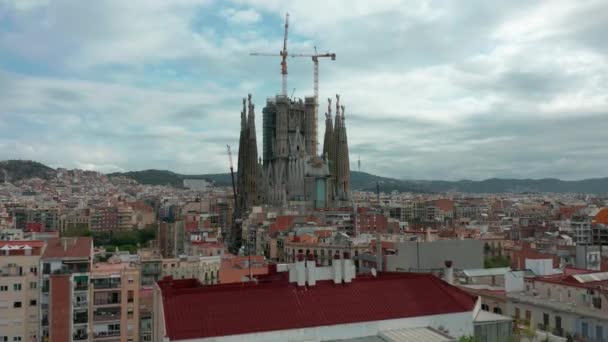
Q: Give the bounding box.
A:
[484,255,511,268]
[458,336,476,342]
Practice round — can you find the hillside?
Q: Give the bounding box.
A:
[0,160,56,182]
[3,160,608,193]
[106,169,608,194]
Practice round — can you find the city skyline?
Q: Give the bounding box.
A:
[1,1,607,181]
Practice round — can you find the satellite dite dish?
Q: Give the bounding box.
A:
[371,268,377,277]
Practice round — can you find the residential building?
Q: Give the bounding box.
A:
[0,240,45,342]
[153,253,497,342]
[90,257,140,341]
[40,237,93,342]
[384,239,484,272]
[160,255,220,285]
[506,269,608,340]
[90,207,118,232]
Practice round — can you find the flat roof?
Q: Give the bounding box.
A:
[159,272,476,340]
[463,267,511,277]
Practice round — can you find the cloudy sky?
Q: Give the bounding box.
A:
[1,0,607,180]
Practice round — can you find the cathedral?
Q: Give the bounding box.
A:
[236,93,351,214]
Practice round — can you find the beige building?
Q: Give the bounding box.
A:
[0,240,45,342]
[161,255,221,285]
[90,257,140,341]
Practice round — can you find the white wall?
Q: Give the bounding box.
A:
[504,271,525,293]
[175,311,475,342]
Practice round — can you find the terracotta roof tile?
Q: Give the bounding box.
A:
[42,237,92,259]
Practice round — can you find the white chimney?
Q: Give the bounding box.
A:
[306,254,316,286]
[333,252,342,284]
[296,250,306,287]
[343,252,353,283]
[444,260,454,285]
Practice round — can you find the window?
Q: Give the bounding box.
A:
[29,300,37,306]
[13,284,21,291]
[29,282,36,289]
[13,337,22,342]
[582,322,589,338]
[555,316,563,336]
[13,301,22,308]
[0,286,7,291]
[543,313,549,330]
[525,310,531,324]
[481,304,489,311]
[30,267,37,274]
[597,326,604,342]
[493,307,502,314]
[0,336,7,342]
[127,290,134,303]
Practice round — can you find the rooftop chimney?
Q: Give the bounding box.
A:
[444,260,454,285]
[306,253,316,286]
[343,252,353,283]
[296,250,306,287]
[333,252,342,284]
[375,233,383,271]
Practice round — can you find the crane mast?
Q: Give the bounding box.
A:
[280,12,289,96]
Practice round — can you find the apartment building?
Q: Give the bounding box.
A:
[40,237,93,342]
[160,255,220,285]
[0,240,45,342]
[90,258,140,341]
[506,270,608,340]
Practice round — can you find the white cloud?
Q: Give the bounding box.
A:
[221,8,261,24]
[1,0,608,179]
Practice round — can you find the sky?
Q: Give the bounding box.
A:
[0,0,607,180]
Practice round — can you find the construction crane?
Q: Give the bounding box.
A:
[250,12,290,96]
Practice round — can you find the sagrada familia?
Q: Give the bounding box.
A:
[235,93,351,215]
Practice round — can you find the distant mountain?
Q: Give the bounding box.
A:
[3,160,608,193]
[109,169,608,194]
[0,160,56,182]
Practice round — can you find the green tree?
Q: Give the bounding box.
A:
[484,255,511,268]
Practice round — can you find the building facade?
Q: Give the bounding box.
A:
[90,259,140,341]
[40,237,93,342]
[0,240,45,342]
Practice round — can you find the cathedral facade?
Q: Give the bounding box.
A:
[236,93,350,215]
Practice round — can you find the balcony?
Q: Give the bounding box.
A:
[73,312,89,325]
[94,308,122,322]
[94,296,121,306]
[93,279,121,289]
[93,331,121,338]
[73,333,88,341]
[73,298,88,307]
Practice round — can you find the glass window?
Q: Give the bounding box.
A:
[30,282,37,289]
[13,301,22,308]
[29,300,37,306]
[13,284,21,291]
[597,326,604,342]
[0,286,7,291]
[582,322,589,338]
